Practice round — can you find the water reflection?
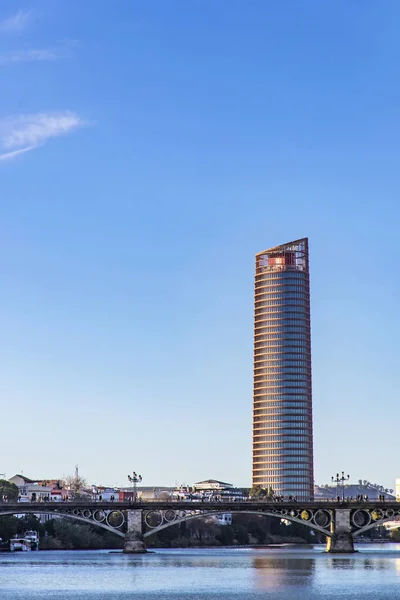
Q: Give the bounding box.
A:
[2,547,400,599]
[253,557,314,589]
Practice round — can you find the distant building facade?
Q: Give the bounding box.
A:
[252,238,314,500]
[8,475,67,502]
[192,480,245,501]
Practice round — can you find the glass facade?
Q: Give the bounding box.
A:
[252,238,314,500]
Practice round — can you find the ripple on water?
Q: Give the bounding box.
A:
[1,545,400,599]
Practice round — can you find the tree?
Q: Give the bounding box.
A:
[216,525,235,546]
[249,485,274,500]
[64,473,87,499]
[17,515,44,537]
[0,515,19,542]
[0,479,18,501]
[391,529,400,543]
[234,524,249,545]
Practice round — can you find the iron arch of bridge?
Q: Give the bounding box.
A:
[352,515,400,538]
[0,509,125,538]
[143,510,333,539]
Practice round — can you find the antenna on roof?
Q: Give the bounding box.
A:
[75,465,79,479]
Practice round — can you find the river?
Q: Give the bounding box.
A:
[0,544,399,599]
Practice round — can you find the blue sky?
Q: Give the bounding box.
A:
[0,0,399,490]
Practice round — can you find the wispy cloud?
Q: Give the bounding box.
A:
[0,40,77,65]
[0,145,36,161]
[0,111,89,161]
[0,9,31,32]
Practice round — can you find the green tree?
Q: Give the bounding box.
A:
[249,485,274,500]
[0,480,18,501]
[216,525,235,545]
[234,524,249,545]
[391,528,400,542]
[0,515,19,542]
[17,515,44,537]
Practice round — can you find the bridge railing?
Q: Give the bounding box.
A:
[0,497,395,505]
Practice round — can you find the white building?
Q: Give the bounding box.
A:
[8,475,52,502]
[395,479,400,501]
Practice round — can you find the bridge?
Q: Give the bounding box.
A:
[1,500,399,553]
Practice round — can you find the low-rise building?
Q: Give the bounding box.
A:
[192,479,246,501]
[90,486,118,501]
[8,475,68,502]
[395,479,400,501]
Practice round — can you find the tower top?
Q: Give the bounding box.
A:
[256,238,309,274]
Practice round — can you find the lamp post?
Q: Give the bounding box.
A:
[331,472,350,502]
[127,472,142,502]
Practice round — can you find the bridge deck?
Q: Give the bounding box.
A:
[1,501,398,511]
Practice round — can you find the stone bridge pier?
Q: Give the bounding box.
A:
[326,509,355,553]
[123,510,146,553]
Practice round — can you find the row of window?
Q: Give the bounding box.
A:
[255,293,309,303]
[253,442,311,449]
[255,311,309,321]
[255,278,307,286]
[254,395,312,403]
[255,350,310,359]
[255,273,307,282]
[255,302,308,310]
[254,350,311,359]
[253,451,312,458]
[253,395,310,402]
[254,437,312,444]
[253,422,312,429]
[252,476,312,484]
[255,355,311,364]
[254,381,311,401]
[254,391,312,400]
[254,406,311,418]
[254,368,311,382]
[255,325,310,333]
[255,302,308,311]
[253,404,310,411]
[255,310,309,318]
[255,367,310,376]
[254,406,310,414]
[256,334,310,344]
[255,333,310,343]
[252,475,312,482]
[254,378,311,385]
[255,324,309,333]
[255,320,309,328]
[254,416,311,425]
[252,468,312,475]
[255,359,310,367]
[255,328,309,337]
[254,373,311,389]
[252,480,312,490]
[255,343,310,352]
[253,456,312,470]
[255,284,309,295]
[255,289,309,300]
[253,431,312,438]
[254,375,310,385]
[255,276,308,285]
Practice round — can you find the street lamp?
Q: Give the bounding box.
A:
[331,472,350,502]
[127,472,142,502]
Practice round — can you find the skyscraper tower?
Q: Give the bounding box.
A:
[252,238,314,500]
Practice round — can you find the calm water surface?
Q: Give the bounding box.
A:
[0,544,399,599]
